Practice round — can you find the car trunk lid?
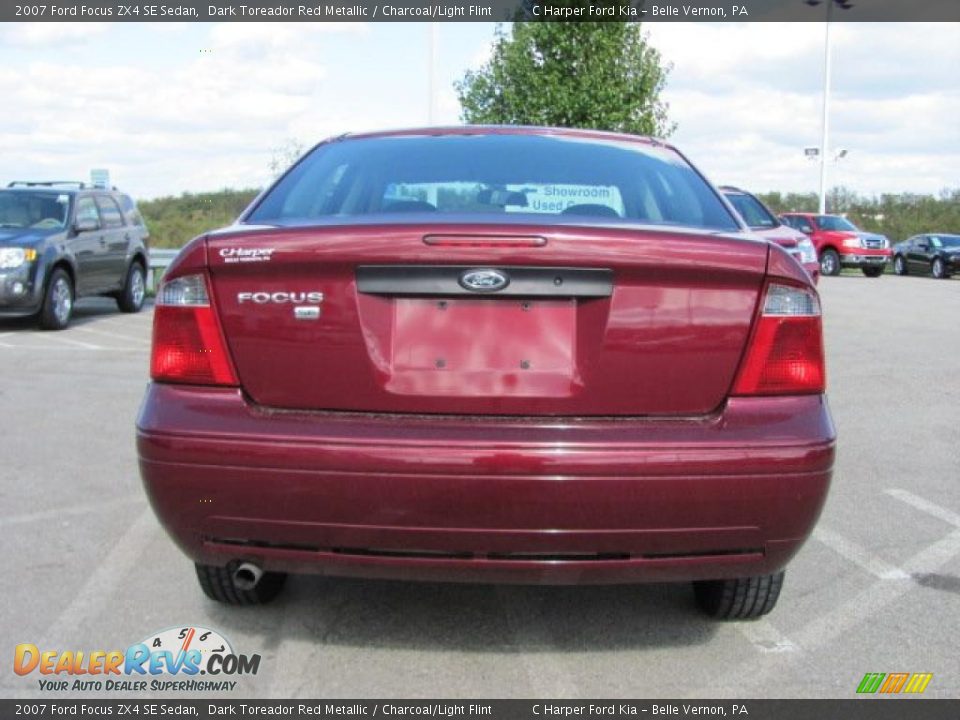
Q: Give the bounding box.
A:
[207,222,768,416]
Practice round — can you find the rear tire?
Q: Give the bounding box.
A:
[195,562,287,605]
[820,249,841,276]
[39,268,74,330]
[932,258,948,279]
[893,255,907,276]
[693,571,785,620]
[861,267,883,278]
[117,261,146,313]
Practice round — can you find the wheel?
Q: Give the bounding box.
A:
[819,249,841,276]
[861,266,883,278]
[39,268,74,330]
[117,261,146,313]
[693,570,785,619]
[195,562,287,605]
[893,255,907,276]
[932,258,948,279]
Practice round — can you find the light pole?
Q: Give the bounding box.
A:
[805,0,852,213]
[427,23,438,125]
[818,15,832,213]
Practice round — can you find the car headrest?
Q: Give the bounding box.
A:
[561,204,621,218]
[381,200,438,213]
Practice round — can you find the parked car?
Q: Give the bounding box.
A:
[892,234,960,279]
[0,181,149,329]
[780,212,890,277]
[137,127,835,619]
[720,186,819,283]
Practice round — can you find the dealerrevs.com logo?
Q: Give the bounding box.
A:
[14,626,260,693]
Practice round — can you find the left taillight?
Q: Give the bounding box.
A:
[731,281,826,396]
[150,273,238,386]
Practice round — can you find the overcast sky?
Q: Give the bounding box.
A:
[0,21,956,199]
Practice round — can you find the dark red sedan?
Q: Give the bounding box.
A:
[137,127,835,619]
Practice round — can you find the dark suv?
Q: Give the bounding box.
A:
[0,181,149,329]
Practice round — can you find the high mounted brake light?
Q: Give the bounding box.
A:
[732,282,825,396]
[150,273,238,386]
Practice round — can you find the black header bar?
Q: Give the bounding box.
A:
[2,0,959,22]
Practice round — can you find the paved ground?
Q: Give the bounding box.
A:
[2,275,959,700]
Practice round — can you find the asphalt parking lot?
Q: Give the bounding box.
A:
[2,275,959,700]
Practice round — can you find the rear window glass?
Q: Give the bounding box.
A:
[118,194,144,227]
[930,235,960,248]
[724,192,777,229]
[247,134,739,232]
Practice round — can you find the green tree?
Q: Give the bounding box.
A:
[456,19,674,137]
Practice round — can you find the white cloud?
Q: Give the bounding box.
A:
[0,22,374,196]
[646,22,960,194]
[0,22,956,199]
[0,22,108,47]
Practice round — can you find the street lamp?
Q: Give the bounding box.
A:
[805,0,853,213]
[427,23,439,125]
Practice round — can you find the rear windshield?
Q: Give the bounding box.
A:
[723,192,778,229]
[930,235,960,248]
[247,134,739,232]
[118,193,145,227]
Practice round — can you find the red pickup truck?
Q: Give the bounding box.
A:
[780,212,891,277]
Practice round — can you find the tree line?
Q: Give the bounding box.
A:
[139,189,259,249]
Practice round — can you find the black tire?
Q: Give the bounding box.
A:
[195,562,287,605]
[819,248,841,276]
[861,266,883,278]
[39,267,74,330]
[931,258,949,279]
[893,255,908,276]
[693,571,785,620]
[117,261,146,313]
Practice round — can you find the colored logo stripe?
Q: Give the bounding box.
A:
[879,673,910,693]
[903,673,934,694]
[857,672,932,694]
[857,673,885,693]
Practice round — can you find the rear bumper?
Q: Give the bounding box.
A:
[136,384,836,585]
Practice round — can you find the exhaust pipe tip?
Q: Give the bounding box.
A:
[232,562,264,591]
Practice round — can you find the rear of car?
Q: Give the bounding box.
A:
[781,212,890,277]
[137,128,835,619]
[720,187,819,284]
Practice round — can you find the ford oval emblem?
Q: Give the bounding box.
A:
[459,268,510,293]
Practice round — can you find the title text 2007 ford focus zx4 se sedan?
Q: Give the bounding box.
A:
[137,127,836,619]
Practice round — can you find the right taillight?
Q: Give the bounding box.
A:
[732,282,825,396]
[151,273,238,386]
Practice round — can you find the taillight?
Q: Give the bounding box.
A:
[150,273,238,386]
[732,282,825,396]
